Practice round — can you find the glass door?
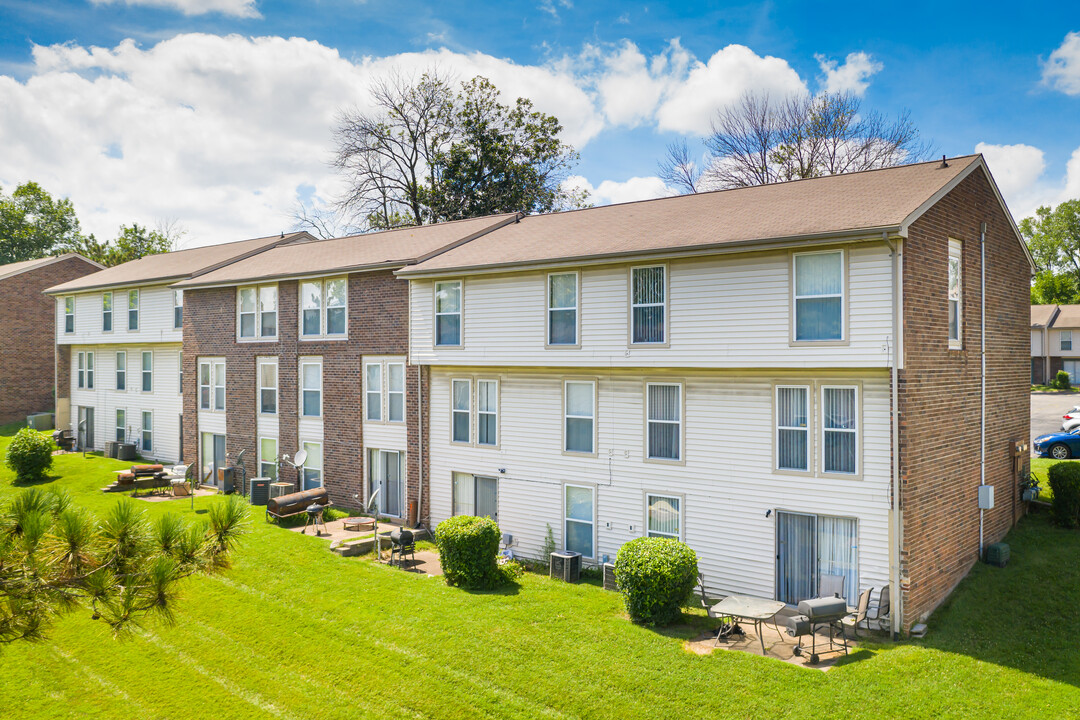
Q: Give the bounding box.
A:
[776,511,816,605]
[78,407,95,450]
[201,433,226,487]
[368,449,403,517]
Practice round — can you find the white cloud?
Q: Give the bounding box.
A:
[1043,31,1080,95]
[977,141,1080,221]
[815,51,882,96]
[655,44,807,135]
[565,175,674,206]
[89,0,261,18]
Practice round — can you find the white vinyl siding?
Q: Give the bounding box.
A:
[58,287,183,346]
[548,272,578,345]
[102,292,112,332]
[435,280,462,346]
[127,289,139,331]
[647,494,681,540]
[777,385,809,471]
[564,380,595,454]
[300,278,347,339]
[301,358,322,417]
[631,266,665,344]
[793,251,844,342]
[646,382,681,461]
[258,358,277,415]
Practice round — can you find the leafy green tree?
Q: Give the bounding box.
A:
[1022,200,1080,305]
[64,224,173,268]
[0,489,248,644]
[0,182,83,265]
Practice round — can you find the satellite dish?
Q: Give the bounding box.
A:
[293,448,308,467]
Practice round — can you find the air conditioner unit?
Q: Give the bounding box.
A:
[549,551,582,583]
[249,477,270,506]
[602,562,618,592]
[269,482,293,499]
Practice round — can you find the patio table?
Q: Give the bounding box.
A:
[710,595,788,654]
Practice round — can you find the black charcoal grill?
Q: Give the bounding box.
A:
[389,528,415,569]
[785,596,850,664]
[303,502,327,536]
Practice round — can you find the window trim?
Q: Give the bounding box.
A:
[298,277,348,341]
[299,357,323,418]
[85,351,95,390]
[173,289,184,330]
[387,361,405,424]
[450,378,471,444]
[115,408,126,442]
[127,289,139,332]
[198,360,211,411]
[365,361,383,422]
[563,482,596,560]
[1064,330,1074,353]
[115,351,126,391]
[774,383,812,475]
[451,471,499,522]
[790,249,847,346]
[644,491,684,541]
[363,357,409,426]
[140,350,153,393]
[140,410,153,455]
[562,378,597,456]
[258,436,278,481]
[546,271,581,348]
[257,357,278,416]
[237,283,278,342]
[476,379,499,448]
[820,384,861,479]
[76,351,84,389]
[102,292,112,333]
[628,264,669,347]
[300,439,323,489]
[64,296,75,334]
[948,239,963,350]
[434,279,463,347]
[643,380,684,464]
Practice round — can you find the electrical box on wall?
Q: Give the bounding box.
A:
[978,485,995,510]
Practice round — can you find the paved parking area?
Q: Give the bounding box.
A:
[1031,393,1080,452]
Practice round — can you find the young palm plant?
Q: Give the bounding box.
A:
[0,488,249,644]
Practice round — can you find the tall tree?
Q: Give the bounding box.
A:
[64,224,174,268]
[1022,199,1080,304]
[659,91,930,193]
[0,182,82,265]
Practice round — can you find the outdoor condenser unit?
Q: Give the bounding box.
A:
[602,562,618,592]
[549,551,582,583]
[248,477,270,506]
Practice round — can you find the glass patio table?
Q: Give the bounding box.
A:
[709,595,788,655]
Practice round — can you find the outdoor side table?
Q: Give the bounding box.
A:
[342,517,376,532]
[710,595,788,655]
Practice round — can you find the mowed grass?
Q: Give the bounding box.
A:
[0,426,1078,719]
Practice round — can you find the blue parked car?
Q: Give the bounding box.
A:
[1034,428,1080,459]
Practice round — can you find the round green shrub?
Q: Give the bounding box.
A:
[6,428,54,483]
[434,515,501,589]
[615,537,698,626]
[1048,461,1080,528]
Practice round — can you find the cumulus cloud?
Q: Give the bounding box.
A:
[89,0,261,18]
[977,141,1080,221]
[815,51,882,96]
[1043,31,1080,95]
[564,175,674,206]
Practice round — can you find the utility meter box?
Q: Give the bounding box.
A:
[978,485,995,510]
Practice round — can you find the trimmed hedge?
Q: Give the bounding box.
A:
[434,515,501,589]
[615,537,698,626]
[6,428,54,483]
[1054,370,1073,390]
[1048,461,1080,528]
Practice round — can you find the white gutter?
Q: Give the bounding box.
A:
[885,234,903,638]
[980,222,987,556]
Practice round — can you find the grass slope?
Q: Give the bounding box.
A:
[0,426,1077,718]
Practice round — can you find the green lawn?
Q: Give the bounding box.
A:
[0,426,1078,718]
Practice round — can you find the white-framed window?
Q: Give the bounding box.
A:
[212,360,225,410]
[198,359,224,411]
[564,380,595,454]
[631,266,666,344]
[85,351,94,389]
[258,358,277,415]
[127,289,139,331]
[822,386,858,475]
[173,289,183,330]
[238,285,277,339]
[451,378,470,443]
[548,272,579,345]
[646,494,682,540]
[777,385,810,471]
[948,240,962,347]
[564,484,595,558]
[477,379,498,446]
[1063,330,1073,352]
[387,362,405,423]
[64,296,74,334]
[198,361,211,410]
[368,449,404,517]
[646,382,681,460]
[115,408,125,442]
[115,351,126,391]
[141,351,153,392]
[300,358,322,417]
[793,251,844,342]
[177,351,183,395]
[102,292,112,332]
[141,411,153,453]
[301,441,322,490]
[300,278,347,338]
[77,351,84,389]
[365,362,382,421]
[452,472,498,521]
[259,437,278,480]
[435,280,462,346]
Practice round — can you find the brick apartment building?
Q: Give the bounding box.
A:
[0,254,101,425]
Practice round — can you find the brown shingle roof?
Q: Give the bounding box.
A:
[0,253,102,282]
[172,214,519,288]
[399,155,987,276]
[1051,305,1080,328]
[45,233,307,294]
[1032,304,1059,328]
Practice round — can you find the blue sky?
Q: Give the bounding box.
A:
[0,0,1078,245]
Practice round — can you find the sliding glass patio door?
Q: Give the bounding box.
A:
[776,512,858,606]
[368,449,403,517]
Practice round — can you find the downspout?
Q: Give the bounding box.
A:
[417,365,425,530]
[885,233,903,638]
[980,222,987,557]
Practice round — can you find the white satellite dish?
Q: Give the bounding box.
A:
[292,448,308,467]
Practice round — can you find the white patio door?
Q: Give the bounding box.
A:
[777,512,859,606]
[368,449,403,517]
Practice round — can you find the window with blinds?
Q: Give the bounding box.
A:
[301,359,322,417]
[477,380,498,446]
[647,494,681,540]
[646,382,681,460]
[435,281,462,346]
[822,386,857,474]
[631,266,665,344]
[548,272,578,345]
[564,381,595,454]
[776,385,809,471]
[258,359,277,414]
[794,251,843,341]
[451,379,470,443]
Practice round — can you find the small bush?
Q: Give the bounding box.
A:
[615,537,698,626]
[497,557,524,584]
[1054,370,1073,390]
[6,428,54,482]
[435,515,501,589]
[1048,461,1080,528]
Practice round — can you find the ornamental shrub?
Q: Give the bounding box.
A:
[1048,461,1080,528]
[1054,370,1073,390]
[6,428,54,483]
[615,537,698,626]
[435,515,501,589]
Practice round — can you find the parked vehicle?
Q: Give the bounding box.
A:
[1034,427,1080,459]
[1062,408,1080,431]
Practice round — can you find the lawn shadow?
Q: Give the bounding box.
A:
[12,473,61,487]
[0,421,27,437]
[462,581,522,597]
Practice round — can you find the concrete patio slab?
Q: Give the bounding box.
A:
[684,615,860,671]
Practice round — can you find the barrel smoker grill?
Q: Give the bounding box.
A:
[785,597,850,665]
